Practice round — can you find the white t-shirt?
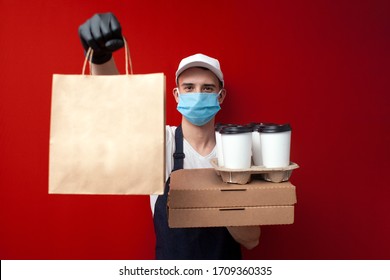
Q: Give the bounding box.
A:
[150,125,216,214]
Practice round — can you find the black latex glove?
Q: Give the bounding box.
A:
[78,12,124,64]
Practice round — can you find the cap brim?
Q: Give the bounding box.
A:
[176,61,224,86]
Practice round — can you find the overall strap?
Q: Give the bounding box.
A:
[173,125,185,171]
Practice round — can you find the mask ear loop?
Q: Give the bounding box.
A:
[173,87,181,104]
[217,88,226,104]
[217,89,223,100]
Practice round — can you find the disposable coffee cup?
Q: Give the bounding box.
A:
[215,123,225,167]
[251,123,276,166]
[221,125,253,169]
[260,123,292,168]
[245,123,256,163]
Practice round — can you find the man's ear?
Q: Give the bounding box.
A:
[173,87,179,103]
[218,89,227,104]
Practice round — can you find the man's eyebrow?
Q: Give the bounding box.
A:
[180,82,217,87]
[203,83,217,87]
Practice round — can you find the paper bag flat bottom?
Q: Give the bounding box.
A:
[168,206,294,228]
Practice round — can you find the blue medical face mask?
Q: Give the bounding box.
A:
[176,89,222,126]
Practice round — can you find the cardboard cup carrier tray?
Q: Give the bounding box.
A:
[168,168,297,228]
[210,158,299,184]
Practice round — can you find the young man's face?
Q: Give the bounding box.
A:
[174,67,226,103]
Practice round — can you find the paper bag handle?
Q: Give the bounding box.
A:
[82,36,133,75]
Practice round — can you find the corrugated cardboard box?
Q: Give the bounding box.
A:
[168,168,297,228]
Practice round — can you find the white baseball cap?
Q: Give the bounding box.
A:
[175,53,224,87]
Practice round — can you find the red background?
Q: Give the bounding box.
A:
[1,0,389,259]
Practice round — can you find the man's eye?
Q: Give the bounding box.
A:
[203,87,214,92]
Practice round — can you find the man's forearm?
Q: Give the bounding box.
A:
[227,226,261,250]
[91,57,119,75]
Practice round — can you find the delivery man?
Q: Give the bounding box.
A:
[78,12,260,259]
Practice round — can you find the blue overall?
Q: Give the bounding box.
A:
[153,125,242,260]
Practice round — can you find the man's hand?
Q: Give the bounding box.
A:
[78,12,124,64]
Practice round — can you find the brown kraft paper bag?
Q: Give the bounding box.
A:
[49,41,166,195]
